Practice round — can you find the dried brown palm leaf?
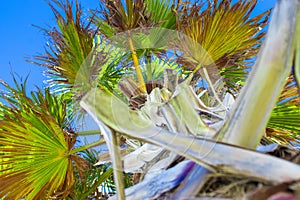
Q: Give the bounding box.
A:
[94,0,150,34]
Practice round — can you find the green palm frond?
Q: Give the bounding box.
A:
[0,108,73,199]
[69,148,115,199]
[30,0,132,101]
[267,104,300,145]
[278,74,300,106]
[31,0,95,93]
[0,102,3,120]
[0,78,112,199]
[176,0,270,89]
[93,36,129,96]
[92,0,176,34]
[219,65,246,91]
[91,0,177,88]
[141,55,181,80]
[91,0,156,91]
[0,76,72,129]
[108,27,178,82]
[145,0,176,29]
[119,28,174,51]
[266,74,300,146]
[0,80,75,199]
[218,0,298,149]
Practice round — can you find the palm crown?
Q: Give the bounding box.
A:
[1,0,300,199]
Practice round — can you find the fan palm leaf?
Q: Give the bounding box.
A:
[93,36,129,97]
[31,0,110,101]
[0,80,75,199]
[145,0,176,29]
[0,78,113,199]
[108,27,179,84]
[145,56,181,81]
[92,0,176,34]
[266,74,300,146]
[130,0,177,80]
[31,0,130,102]
[92,0,177,91]
[176,0,270,90]
[0,76,72,128]
[32,0,94,90]
[92,0,151,91]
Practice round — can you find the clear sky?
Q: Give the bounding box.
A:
[0,0,99,91]
[0,0,278,91]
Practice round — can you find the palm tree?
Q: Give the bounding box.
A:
[0,0,300,199]
[91,0,176,92]
[82,1,300,198]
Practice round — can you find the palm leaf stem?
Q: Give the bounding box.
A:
[202,67,226,109]
[77,129,101,136]
[128,31,147,92]
[111,131,125,200]
[68,139,106,155]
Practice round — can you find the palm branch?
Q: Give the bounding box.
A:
[219,0,299,148]
[0,79,76,199]
[31,0,95,92]
[92,0,151,91]
[80,85,300,198]
[0,78,112,199]
[92,0,176,33]
[92,0,178,91]
[176,0,270,91]
[30,0,130,103]
[68,148,115,199]
[266,74,300,146]
[94,36,130,98]
[145,0,176,29]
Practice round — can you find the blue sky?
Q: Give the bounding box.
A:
[0,0,99,91]
[0,0,278,91]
